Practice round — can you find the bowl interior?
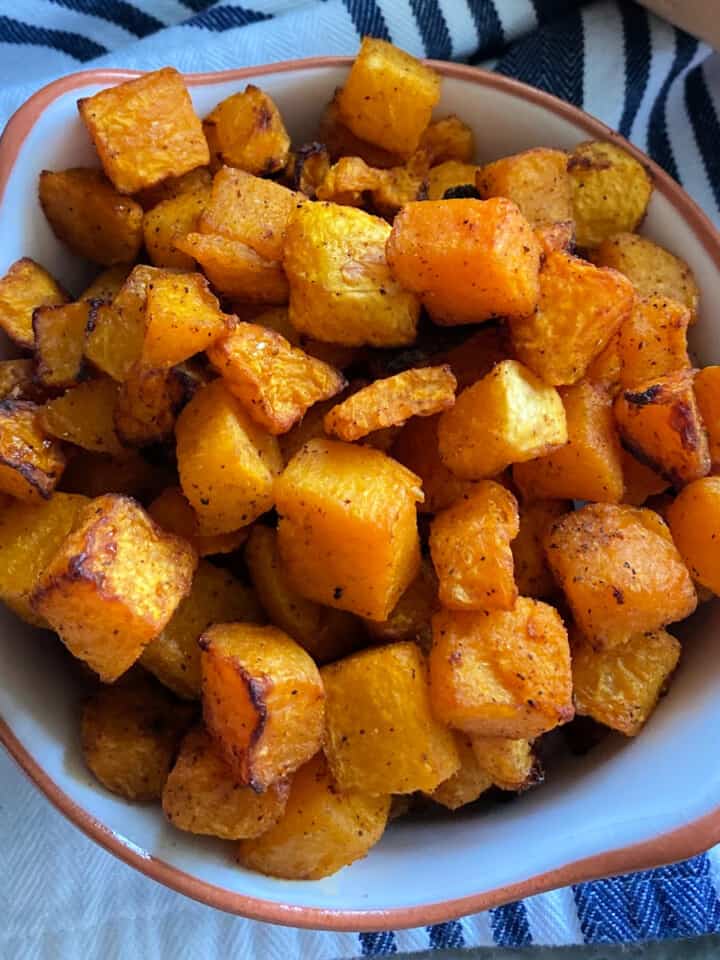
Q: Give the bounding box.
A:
[1,63,719,926]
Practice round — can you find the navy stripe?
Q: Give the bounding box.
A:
[685,62,720,213]
[647,28,698,180]
[530,0,583,26]
[409,0,451,60]
[179,0,216,11]
[427,921,465,949]
[342,0,391,41]
[618,1,651,138]
[183,5,272,31]
[0,13,106,60]
[48,0,163,38]
[467,0,504,59]
[490,901,532,947]
[358,931,397,956]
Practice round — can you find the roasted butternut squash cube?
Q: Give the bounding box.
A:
[0,359,37,402]
[590,233,699,321]
[81,674,195,800]
[432,324,512,391]
[337,38,440,157]
[141,560,263,699]
[41,377,124,456]
[429,600,573,739]
[438,359,567,479]
[200,622,324,790]
[426,161,481,200]
[667,477,720,595]
[364,556,438,651]
[544,502,697,649]
[176,379,282,535]
[316,154,427,216]
[693,366,720,470]
[618,296,690,387]
[80,264,132,303]
[429,733,493,810]
[284,201,419,347]
[0,492,88,626]
[0,400,65,501]
[614,371,711,487]
[176,232,288,304]
[430,481,519,611]
[147,487,248,558]
[509,250,635,386]
[163,726,288,838]
[568,141,653,248]
[621,449,669,506]
[39,168,143,266]
[237,752,390,880]
[143,181,211,270]
[33,301,89,388]
[245,525,364,665]
[208,322,345,435]
[387,198,541,325]
[513,381,624,502]
[275,438,423,620]
[322,640,459,793]
[511,499,571,599]
[60,449,171,502]
[472,736,536,792]
[0,258,67,349]
[420,115,474,164]
[476,148,572,226]
[114,364,190,447]
[572,628,680,736]
[136,166,212,211]
[32,494,197,682]
[203,85,290,176]
[78,68,209,194]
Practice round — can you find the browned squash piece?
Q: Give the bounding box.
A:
[0,359,38,402]
[237,753,390,880]
[176,232,288,304]
[621,449,669,506]
[284,142,331,198]
[143,181,211,270]
[176,379,282,535]
[426,160,481,200]
[572,628,681,736]
[0,258,67,349]
[614,371,711,487]
[200,622,324,790]
[387,198,541,325]
[364,557,438,651]
[693,366,720,470]
[511,499,571,599]
[430,481,519,611]
[41,377,124,456]
[476,148,572,226]
[545,502,696,649]
[275,438,423,621]
[32,494,197,681]
[0,400,65,501]
[33,301,89,388]
[420,115,474,164]
[78,68,209,194]
[513,381,624,503]
[322,640,460,793]
[429,599,574,739]
[163,726,288,838]
[39,168,143,266]
[430,733,493,810]
[667,476,720,595]
[204,85,290,176]
[316,154,427,216]
[114,364,192,447]
[618,296,690,387]
[147,487,248,558]
[472,736,537,791]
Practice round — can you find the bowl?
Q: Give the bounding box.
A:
[1,57,719,932]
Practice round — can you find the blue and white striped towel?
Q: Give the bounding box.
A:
[2,2,720,956]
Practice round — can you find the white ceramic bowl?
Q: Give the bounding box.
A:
[1,58,719,931]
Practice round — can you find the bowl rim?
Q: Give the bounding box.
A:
[2,55,720,932]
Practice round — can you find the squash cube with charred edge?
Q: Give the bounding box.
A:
[0,359,37,402]
[0,492,88,626]
[41,377,124,456]
[80,265,132,303]
[147,487,248,558]
[283,201,419,347]
[618,296,691,388]
[613,371,711,487]
[426,161,481,200]
[0,400,65,501]
[621,449,669,506]
[429,733,493,810]
[364,556,438,652]
[337,38,440,158]
[590,232,699,321]
[199,622,324,790]
[237,752,391,880]
[142,560,264,700]
[208,322,346,435]
[176,232,288,304]
[32,494,197,682]
[176,379,282,535]
[430,481,519,611]
[568,141,653,248]
[0,258,67,349]
[429,599,574,739]
[694,366,720,470]
[163,726,288,838]
[511,499,572,599]
[420,115,474,164]
[203,86,290,176]
[284,142,331,199]
[387,198,541,326]
[81,674,195,801]
[275,438,423,621]
[572,628,681,736]
[667,477,720,596]
[438,359,567,480]
[39,168,143,266]
[472,736,537,792]
[245,525,364,665]
[324,366,456,442]
[322,640,460,794]
[114,364,192,447]
[544,502,697,649]
[33,301,89,389]
[78,68,209,194]
[513,381,624,503]
[509,250,636,387]
[143,182,211,270]
[476,148,572,226]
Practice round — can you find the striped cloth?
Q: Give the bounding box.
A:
[1,1,720,955]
